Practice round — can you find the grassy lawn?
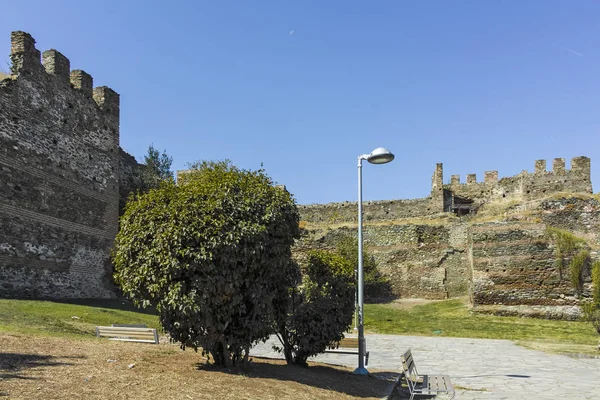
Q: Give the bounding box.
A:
[1,297,598,398]
[364,298,599,354]
[0,299,395,399]
[0,298,159,338]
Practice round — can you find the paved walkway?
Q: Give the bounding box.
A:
[250,334,600,399]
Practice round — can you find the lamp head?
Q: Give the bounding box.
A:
[366,147,395,164]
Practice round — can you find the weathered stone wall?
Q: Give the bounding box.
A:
[295,221,469,300]
[0,31,119,298]
[469,217,598,320]
[297,195,600,319]
[444,157,592,208]
[299,197,437,224]
[118,148,146,215]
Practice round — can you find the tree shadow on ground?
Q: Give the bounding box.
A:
[196,357,396,398]
[0,353,81,381]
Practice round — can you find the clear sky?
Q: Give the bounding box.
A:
[1,1,599,204]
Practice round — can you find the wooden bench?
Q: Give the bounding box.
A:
[324,337,369,366]
[399,349,455,400]
[95,325,159,344]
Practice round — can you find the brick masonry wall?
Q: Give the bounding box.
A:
[0,31,119,298]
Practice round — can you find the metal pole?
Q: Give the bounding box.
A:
[354,273,358,331]
[354,156,368,375]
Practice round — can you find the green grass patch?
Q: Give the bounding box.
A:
[364,299,598,348]
[0,298,160,338]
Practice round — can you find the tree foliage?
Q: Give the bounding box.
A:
[113,160,300,367]
[583,261,600,335]
[142,144,174,188]
[545,227,586,281]
[274,251,355,366]
[570,250,590,296]
[335,235,392,301]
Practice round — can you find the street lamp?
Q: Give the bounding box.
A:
[354,147,394,375]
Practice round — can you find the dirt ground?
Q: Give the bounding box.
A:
[0,333,393,400]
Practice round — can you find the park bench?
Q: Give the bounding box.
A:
[398,348,455,400]
[324,337,369,366]
[95,324,159,344]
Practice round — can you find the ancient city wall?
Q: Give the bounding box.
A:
[0,32,119,298]
[297,195,599,319]
[299,197,437,224]
[445,157,592,207]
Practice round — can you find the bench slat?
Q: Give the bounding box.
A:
[96,326,159,344]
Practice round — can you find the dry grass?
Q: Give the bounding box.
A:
[549,192,600,201]
[0,333,392,400]
[515,339,600,356]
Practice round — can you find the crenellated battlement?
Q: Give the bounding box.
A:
[444,157,591,187]
[436,156,592,213]
[8,31,119,116]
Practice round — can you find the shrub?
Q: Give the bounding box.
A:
[583,261,600,334]
[274,251,355,366]
[545,227,586,283]
[334,235,392,300]
[570,250,590,295]
[112,160,300,367]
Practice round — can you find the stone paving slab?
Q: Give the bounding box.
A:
[250,334,600,399]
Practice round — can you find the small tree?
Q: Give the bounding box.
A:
[274,251,355,366]
[113,160,300,367]
[583,261,600,335]
[142,144,174,189]
[335,235,392,300]
[570,250,590,296]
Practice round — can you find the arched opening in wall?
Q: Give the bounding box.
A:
[450,194,475,216]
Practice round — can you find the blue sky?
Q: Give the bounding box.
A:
[1,1,599,204]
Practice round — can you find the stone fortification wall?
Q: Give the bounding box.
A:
[0,32,119,298]
[299,197,437,224]
[297,196,600,319]
[295,222,469,300]
[445,157,592,208]
[469,218,598,320]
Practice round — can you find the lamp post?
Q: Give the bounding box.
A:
[354,147,394,375]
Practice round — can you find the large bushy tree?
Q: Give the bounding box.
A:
[113,160,300,367]
[274,251,355,366]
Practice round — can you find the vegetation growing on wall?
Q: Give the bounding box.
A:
[570,250,590,295]
[583,261,600,335]
[545,227,587,287]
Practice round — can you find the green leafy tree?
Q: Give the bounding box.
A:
[142,144,174,188]
[335,235,392,301]
[274,251,355,366]
[113,160,300,367]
